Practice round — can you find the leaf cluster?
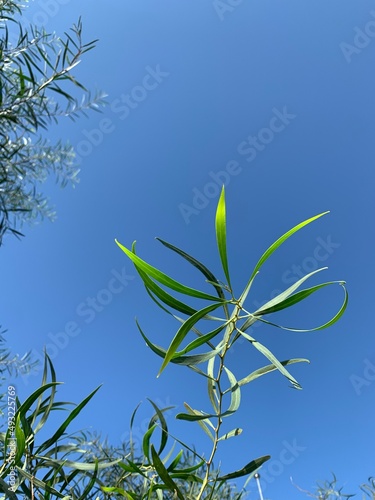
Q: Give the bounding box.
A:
[115,186,348,498]
[0,1,106,244]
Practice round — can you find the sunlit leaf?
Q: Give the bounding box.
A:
[218,428,242,441]
[158,302,226,376]
[249,212,329,282]
[217,455,271,480]
[238,329,302,389]
[237,359,310,388]
[215,186,231,289]
[150,445,185,500]
[116,239,225,302]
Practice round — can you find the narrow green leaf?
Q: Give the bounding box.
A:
[77,459,98,499]
[255,281,345,318]
[36,385,101,454]
[167,450,184,472]
[239,330,302,389]
[16,382,62,420]
[217,455,271,480]
[14,414,25,464]
[253,268,327,315]
[218,428,243,441]
[150,445,185,500]
[207,357,218,413]
[36,457,122,471]
[249,212,329,282]
[136,320,220,366]
[142,423,157,462]
[147,399,170,456]
[215,186,231,288]
[237,359,310,388]
[131,243,198,316]
[156,238,227,304]
[158,302,226,376]
[116,239,224,302]
[179,321,228,355]
[101,487,129,498]
[182,402,215,441]
[16,468,66,498]
[255,282,348,332]
[223,366,241,414]
[0,478,17,500]
[175,412,216,422]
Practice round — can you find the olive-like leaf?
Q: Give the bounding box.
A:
[253,268,327,315]
[158,302,226,376]
[36,385,101,454]
[116,239,225,302]
[215,186,231,289]
[217,455,271,481]
[236,359,310,388]
[249,212,329,282]
[239,329,302,389]
[218,428,242,441]
[255,282,348,332]
[150,445,185,500]
[223,366,241,415]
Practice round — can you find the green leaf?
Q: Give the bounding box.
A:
[215,186,231,288]
[253,268,327,315]
[180,402,214,441]
[218,428,243,441]
[150,445,185,500]
[116,239,225,302]
[237,359,310,387]
[249,212,329,282]
[158,302,226,376]
[217,455,271,480]
[131,242,198,316]
[178,322,228,355]
[167,450,184,472]
[239,329,302,389]
[36,385,101,454]
[142,423,157,462]
[156,238,227,304]
[255,282,348,332]
[16,468,67,498]
[136,320,220,366]
[0,478,18,500]
[207,357,218,413]
[101,487,130,498]
[223,366,241,415]
[14,413,25,464]
[147,399,170,456]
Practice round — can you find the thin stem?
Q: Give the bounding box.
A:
[196,302,242,500]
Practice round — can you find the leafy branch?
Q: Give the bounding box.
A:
[115,185,348,499]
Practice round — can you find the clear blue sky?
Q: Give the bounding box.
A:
[1,1,375,498]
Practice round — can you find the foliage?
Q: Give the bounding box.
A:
[294,473,375,499]
[0,187,348,498]
[0,354,119,499]
[114,186,348,499]
[0,0,106,245]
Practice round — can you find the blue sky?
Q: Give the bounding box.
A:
[1,0,375,498]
